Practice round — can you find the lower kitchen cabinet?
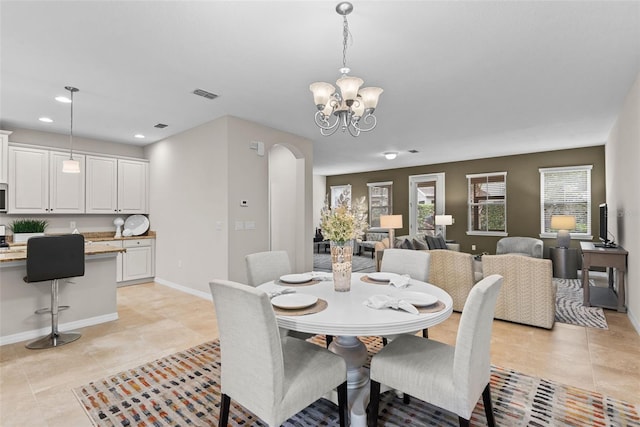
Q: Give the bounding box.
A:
[99,238,155,284]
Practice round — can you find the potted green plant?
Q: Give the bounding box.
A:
[9,219,48,243]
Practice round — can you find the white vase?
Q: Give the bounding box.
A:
[13,232,45,243]
[330,241,353,292]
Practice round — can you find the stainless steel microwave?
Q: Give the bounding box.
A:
[0,184,6,212]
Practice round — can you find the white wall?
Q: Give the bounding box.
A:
[146,115,314,292]
[313,174,327,230]
[606,72,640,333]
[144,118,229,295]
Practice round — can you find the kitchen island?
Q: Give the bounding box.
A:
[0,243,125,346]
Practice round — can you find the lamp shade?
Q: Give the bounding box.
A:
[309,82,335,108]
[358,87,383,110]
[380,214,403,229]
[62,159,80,174]
[551,215,576,230]
[336,76,364,102]
[435,215,454,226]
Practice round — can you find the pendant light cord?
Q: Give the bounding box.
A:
[69,88,75,160]
[342,15,352,71]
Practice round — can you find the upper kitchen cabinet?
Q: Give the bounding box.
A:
[86,156,148,214]
[8,146,85,214]
[0,130,11,183]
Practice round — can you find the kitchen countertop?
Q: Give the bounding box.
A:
[0,243,127,263]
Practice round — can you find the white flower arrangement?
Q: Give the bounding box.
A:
[320,188,368,245]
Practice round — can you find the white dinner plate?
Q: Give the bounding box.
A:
[367,272,398,282]
[124,215,150,236]
[279,273,313,284]
[400,291,438,307]
[271,294,318,310]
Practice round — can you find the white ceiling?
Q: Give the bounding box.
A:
[1,1,639,176]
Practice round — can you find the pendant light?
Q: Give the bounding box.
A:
[62,86,80,174]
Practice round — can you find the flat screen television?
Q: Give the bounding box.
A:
[598,203,615,247]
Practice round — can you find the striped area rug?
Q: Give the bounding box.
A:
[555,278,608,329]
[73,337,639,426]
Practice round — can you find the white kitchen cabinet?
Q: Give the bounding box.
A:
[86,156,148,214]
[122,239,155,282]
[99,240,124,281]
[0,130,11,183]
[117,159,148,214]
[7,146,85,214]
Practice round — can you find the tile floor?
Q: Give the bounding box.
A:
[1,280,639,426]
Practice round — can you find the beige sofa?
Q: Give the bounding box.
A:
[482,254,555,329]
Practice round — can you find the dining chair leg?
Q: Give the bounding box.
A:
[382,337,388,346]
[458,416,470,427]
[326,335,333,348]
[422,328,429,338]
[368,380,381,427]
[482,383,496,427]
[337,380,348,427]
[402,393,411,404]
[218,393,230,427]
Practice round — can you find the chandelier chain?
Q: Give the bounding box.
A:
[342,15,352,70]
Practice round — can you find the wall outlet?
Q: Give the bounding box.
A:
[70,221,76,229]
[471,244,476,251]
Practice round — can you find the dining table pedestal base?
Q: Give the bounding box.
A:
[328,335,370,426]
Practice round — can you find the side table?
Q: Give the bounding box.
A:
[549,247,578,279]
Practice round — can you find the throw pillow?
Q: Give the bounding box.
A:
[393,238,404,248]
[412,238,428,250]
[434,234,448,249]
[400,238,415,250]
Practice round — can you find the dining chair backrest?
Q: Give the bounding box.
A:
[209,280,285,418]
[380,248,430,282]
[453,274,503,413]
[245,250,291,286]
[26,234,85,283]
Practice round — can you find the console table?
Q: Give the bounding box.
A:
[579,242,628,312]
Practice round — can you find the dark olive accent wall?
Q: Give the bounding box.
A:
[326,146,605,256]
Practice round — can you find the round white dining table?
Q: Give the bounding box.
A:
[258,272,453,426]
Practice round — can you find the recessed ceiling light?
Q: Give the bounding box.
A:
[55,95,72,103]
[39,117,53,123]
[134,134,145,139]
[384,152,398,160]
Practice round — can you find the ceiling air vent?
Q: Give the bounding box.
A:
[408,149,419,154]
[154,123,168,129]
[193,88,219,100]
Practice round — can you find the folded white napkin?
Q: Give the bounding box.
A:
[389,274,411,288]
[363,294,419,315]
[267,286,296,298]
[310,271,333,281]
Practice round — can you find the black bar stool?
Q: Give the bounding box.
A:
[24,234,85,349]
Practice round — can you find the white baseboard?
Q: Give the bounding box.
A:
[627,307,640,335]
[154,277,212,301]
[0,312,118,346]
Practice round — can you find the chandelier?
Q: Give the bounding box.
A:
[309,2,383,137]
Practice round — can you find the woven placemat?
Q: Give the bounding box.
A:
[360,275,390,285]
[417,300,446,313]
[272,298,328,316]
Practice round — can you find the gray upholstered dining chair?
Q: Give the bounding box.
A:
[245,250,292,286]
[380,248,431,340]
[380,248,430,282]
[367,274,503,427]
[245,250,320,342]
[209,280,348,427]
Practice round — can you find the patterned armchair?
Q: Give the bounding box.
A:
[481,254,555,329]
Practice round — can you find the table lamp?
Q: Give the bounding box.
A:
[435,214,454,239]
[551,215,576,248]
[380,215,403,247]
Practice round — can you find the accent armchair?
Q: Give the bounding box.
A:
[496,237,543,258]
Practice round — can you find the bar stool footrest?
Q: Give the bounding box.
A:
[34,305,70,315]
[26,332,81,350]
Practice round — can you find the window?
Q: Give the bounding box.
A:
[367,181,392,227]
[467,172,507,236]
[539,165,592,239]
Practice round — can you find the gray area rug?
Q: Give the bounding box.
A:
[554,278,608,329]
[313,252,376,273]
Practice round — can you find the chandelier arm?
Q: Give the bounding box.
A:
[314,111,342,135]
[354,113,377,132]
